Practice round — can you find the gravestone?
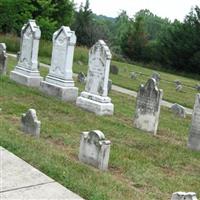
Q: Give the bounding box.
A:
[171,192,198,200]
[171,103,186,118]
[195,84,200,92]
[40,26,78,102]
[0,43,7,75]
[188,94,200,151]
[79,130,111,171]
[77,72,86,84]
[152,72,160,84]
[76,40,114,115]
[110,64,119,75]
[130,72,138,80]
[134,78,163,135]
[10,19,43,87]
[21,109,40,137]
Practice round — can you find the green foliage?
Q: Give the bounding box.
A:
[0,0,75,40]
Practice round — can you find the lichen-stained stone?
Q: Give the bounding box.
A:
[10,19,43,87]
[134,78,163,135]
[21,109,41,138]
[0,43,7,75]
[171,192,198,200]
[40,26,78,102]
[76,40,114,115]
[79,130,111,171]
[188,94,200,151]
[171,103,186,118]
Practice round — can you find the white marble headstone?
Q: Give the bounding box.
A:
[40,26,78,101]
[134,78,163,135]
[76,40,114,115]
[188,94,200,151]
[79,130,111,171]
[10,19,43,87]
[171,192,198,200]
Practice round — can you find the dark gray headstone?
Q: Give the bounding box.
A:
[110,64,119,75]
[171,103,186,118]
[134,78,163,135]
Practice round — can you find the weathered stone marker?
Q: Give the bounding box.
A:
[151,72,160,84]
[10,19,43,87]
[40,26,78,101]
[171,103,186,118]
[171,192,198,200]
[0,43,7,75]
[134,78,163,135]
[79,130,111,171]
[188,94,200,151]
[21,109,41,137]
[76,40,114,115]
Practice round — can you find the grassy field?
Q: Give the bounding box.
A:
[0,56,199,200]
[2,33,199,108]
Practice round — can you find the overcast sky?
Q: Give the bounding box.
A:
[73,0,200,21]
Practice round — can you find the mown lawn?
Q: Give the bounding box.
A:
[0,56,199,200]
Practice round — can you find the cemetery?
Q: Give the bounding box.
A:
[0,18,200,200]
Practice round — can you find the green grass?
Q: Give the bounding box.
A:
[0,57,199,200]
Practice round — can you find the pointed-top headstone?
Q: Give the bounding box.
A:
[10,19,43,87]
[76,40,114,115]
[134,78,163,135]
[40,26,78,102]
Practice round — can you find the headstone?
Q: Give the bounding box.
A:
[174,80,182,85]
[176,84,183,92]
[21,109,40,137]
[0,43,7,76]
[134,78,163,135]
[10,19,43,87]
[130,72,137,80]
[188,94,200,151]
[78,60,83,66]
[110,64,119,75]
[151,72,160,84]
[108,79,112,93]
[171,192,198,200]
[40,26,78,102]
[76,40,114,115]
[171,103,186,118]
[77,72,86,84]
[79,130,111,171]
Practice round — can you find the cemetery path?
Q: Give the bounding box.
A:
[7,53,193,115]
[0,146,84,200]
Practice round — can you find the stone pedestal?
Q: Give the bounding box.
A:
[40,79,78,102]
[10,68,42,87]
[10,19,42,87]
[76,91,113,115]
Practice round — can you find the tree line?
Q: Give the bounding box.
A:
[0,0,199,73]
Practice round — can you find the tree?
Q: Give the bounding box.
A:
[121,15,148,61]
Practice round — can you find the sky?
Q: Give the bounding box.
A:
[73,0,200,21]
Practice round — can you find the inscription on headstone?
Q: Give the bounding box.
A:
[0,43,7,75]
[40,26,78,102]
[134,78,163,135]
[188,94,200,151]
[10,19,43,87]
[79,130,111,171]
[76,40,114,115]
